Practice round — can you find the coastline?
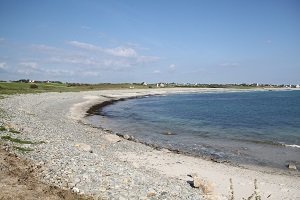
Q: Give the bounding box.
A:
[0,88,299,199]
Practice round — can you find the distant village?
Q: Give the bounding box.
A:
[1,79,300,89]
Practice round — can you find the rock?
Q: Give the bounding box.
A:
[75,143,92,152]
[123,134,130,140]
[72,187,80,193]
[147,192,156,197]
[189,174,213,194]
[103,134,121,143]
[147,188,156,197]
[288,163,297,170]
[192,176,203,188]
[161,148,171,153]
[74,177,81,185]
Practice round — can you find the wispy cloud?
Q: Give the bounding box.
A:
[67,40,138,58]
[105,46,137,57]
[1,39,160,80]
[31,44,59,51]
[50,56,98,66]
[19,62,38,69]
[68,41,100,51]
[153,70,161,74]
[0,62,7,69]
[220,62,240,67]
[169,64,176,69]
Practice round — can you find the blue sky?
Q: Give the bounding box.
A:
[0,0,299,84]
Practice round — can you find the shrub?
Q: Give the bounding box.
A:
[29,84,38,89]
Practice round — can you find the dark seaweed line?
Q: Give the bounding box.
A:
[86,94,162,116]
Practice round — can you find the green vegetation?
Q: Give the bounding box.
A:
[8,129,20,134]
[230,178,262,200]
[0,126,20,133]
[1,135,35,144]
[29,83,39,89]
[0,82,153,95]
[0,126,7,131]
[0,108,6,117]
[0,82,264,96]
[14,146,34,152]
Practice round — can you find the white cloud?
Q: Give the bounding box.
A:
[44,69,75,76]
[68,40,138,58]
[51,56,98,66]
[0,62,7,69]
[31,44,59,51]
[220,62,240,67]
[105,46,137,57]
[19,62,38,69]
[82,71,99,77]
[153,70,161,74]
[16,62,40,75]
[1,39,161,80]
[68,41,100,51]
[136,56,160,63]
[169,64,176,69]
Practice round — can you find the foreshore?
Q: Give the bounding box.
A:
[0,88,299,200]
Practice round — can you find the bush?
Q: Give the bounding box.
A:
[29,84,38,89]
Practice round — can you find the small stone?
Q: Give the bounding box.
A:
[123,134,130,140]
[189,174,213,194]
[74,177,81,185]
[161,148,171,153]
[72,187,80,193]
[103,134,121,143]
[75,143,92,152]
[288,163,297,170]
[147,192,156,197]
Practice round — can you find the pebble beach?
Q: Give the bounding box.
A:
[0,88,299,200]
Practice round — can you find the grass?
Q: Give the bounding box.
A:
[8,129,20,134]
[1,135,35,144]
[0,126,6,131]
[0,125,20,133]
[229,178,262,200]
[14,146,34,152]
[0,82,154,95]
[0,108,7,119]
[0,82,261,96]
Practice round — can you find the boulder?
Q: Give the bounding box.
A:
[188,173,213,194]
[288,163,297,170]
[75,143,92,152]
[103,134,121,143]
[123,134,130,140]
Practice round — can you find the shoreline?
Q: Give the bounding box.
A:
[0,88,299,199]
[85,89,300,174]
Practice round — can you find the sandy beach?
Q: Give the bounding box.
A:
[0,88,299,200]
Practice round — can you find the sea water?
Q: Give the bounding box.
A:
[89,90,300,170]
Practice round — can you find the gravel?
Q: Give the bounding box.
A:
[0,90,204,199]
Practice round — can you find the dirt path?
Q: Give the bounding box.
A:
[0,146,92,200]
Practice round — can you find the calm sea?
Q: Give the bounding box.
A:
[89,90,300,170]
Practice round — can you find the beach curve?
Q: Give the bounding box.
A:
[0,88,299,200]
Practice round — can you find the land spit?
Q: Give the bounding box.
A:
[0,88,299,200]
